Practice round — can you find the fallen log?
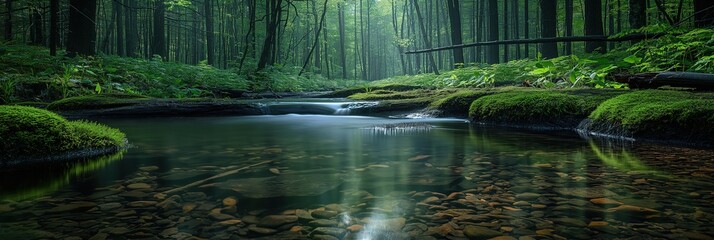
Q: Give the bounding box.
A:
[405,33,665,54]
[613,72,714,90]
[159,160,273,196]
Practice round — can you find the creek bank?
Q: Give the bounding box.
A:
[0,106,127,167]
[336,86,714,146]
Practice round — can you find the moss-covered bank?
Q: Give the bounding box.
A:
[334,86,712,146]
[468,89,626,129]
[0,106,126,166]
[581,90,714,145]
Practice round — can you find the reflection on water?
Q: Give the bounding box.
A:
[0,115,713,240]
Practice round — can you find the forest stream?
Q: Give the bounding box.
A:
[0,101,713,240]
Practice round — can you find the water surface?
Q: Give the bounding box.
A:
[0,114,712,239]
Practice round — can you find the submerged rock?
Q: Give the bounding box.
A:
[214,171,342,198]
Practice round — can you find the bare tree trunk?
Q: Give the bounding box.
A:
[338,2,347,79]
[446,0,464,67]
[411,0,440,75]
[540,0,558,59]
[50,0,59,55]
[257,0,282,70]
[487,0,499,64]
[299,0,329,76]
[67,0,97,56]
[152,0,166,59]
[565,0,573,55]
[4,0,11,40]
[585,0,606,53]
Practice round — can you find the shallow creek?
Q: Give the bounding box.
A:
[1,109,713,239]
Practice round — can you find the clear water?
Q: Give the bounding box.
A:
[0,114,713,240]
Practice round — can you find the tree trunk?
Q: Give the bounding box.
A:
[540,0,558,59]
[523,0,531,58]
[125,0,138,57]
[412,0,439,75]
[257,0,282,70]
[152,0,166,59]
[50,0,59,56]
[565,0,573,55]
[67,0,97,56]
[502,0,509,62]
[312,0,321,73]
[31,5,44,45]
[487,0,499,64]
[205,0,215,65]
[446,0,464,67]
[337,3,347,79]
[694,0,714,27]
[113,0,124,56]
[585,0,606,53]
[4,0,11,40]
[629,0,646,29]
[299,0,328,76]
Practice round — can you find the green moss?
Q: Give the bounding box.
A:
[47,93,148,111]
[428,87,532,116]
[348,89,439,100]
[588,90,714,141]
[469,90,613,128]
[321,84,424,98]
[0,106,125,160]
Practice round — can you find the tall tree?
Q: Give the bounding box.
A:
[694,0,714,27]
[502,0,508,62]
[114,0,125,56]
[257,0,283,70]
[4,0,11,40]
[125,0,138,57]
[487,0,499,64]
[205,0,215,65]
[50,0,59,56]
[31,4,44,45]
[629,0,646,29]
[565,0,574,55]
[523,0,531,58]
[67,0,97,56]
[152,0,166,59]
[411,0,439,74]
[540,0,558,59]
[446,0,464,67]
[585,0,606,53]
[337,2,347,79]
[299,0,328,76]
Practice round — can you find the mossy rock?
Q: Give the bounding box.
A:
[469,90,615,129]
[584,90,714,145]
[429,87,534,117]
[0,106,126,165]
[47,93,148,111]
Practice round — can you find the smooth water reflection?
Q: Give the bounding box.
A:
[0,115,713,239]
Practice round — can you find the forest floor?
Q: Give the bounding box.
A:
[1,28,714,151]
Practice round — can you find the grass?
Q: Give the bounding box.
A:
[587,90,714,141]
[0,106,126,161]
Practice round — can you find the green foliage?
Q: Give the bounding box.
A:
[625,28,714,72]
[589,90,714,138]
[247,65,365,92]
[0,106,125,159]
[0,76,16,104]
